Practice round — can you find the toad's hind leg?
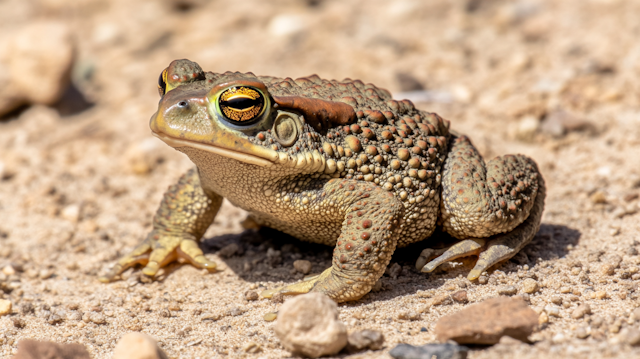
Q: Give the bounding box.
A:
[421,135,545,280]
[262,180,404,303]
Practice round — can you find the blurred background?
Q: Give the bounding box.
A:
[1,0,640,356]
[1,0,639,172]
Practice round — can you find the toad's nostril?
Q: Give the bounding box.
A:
[178,101,188,107]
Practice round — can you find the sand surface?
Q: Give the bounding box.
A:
[1,0,640,358]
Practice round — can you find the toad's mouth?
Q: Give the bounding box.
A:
[152,132,277,167]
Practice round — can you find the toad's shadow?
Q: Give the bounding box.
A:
[199,223,580,303]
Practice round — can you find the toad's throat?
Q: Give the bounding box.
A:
[152,132,276,167]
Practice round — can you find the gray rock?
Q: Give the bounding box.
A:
[389,343,469,359]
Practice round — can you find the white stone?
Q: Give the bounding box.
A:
[275,293,347,358]
[113,332,168,359]
[61,204,81,223]
[0,299,11,316]
[268,14,307,37]
[0,21,74,116]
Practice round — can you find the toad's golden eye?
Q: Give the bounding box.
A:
[218,86,265,123]
[157,68,168,96]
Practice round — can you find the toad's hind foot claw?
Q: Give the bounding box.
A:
[261,269,330,299]
[419,239,485,274]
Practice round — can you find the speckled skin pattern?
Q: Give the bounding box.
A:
[102,59,545,303]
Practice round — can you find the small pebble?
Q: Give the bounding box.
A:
[559,286,570,294]
[575,326,590,339]
[67,311,83,321]
[61,205,80,223]
[218,243,240,258]
[595,291,608,300]
[245,290,259,301]
[113,332,168,359]
[398,311,421,321]
[2,265,15,275]
[498,286,518,296]
[270,292,285,303]
[521,278,539,294]
[591,316,604,328]
[293,260,312,275]
[201,312,222,321]
[387,263,402,279]
[451,290,468,303]
[539,312,549,324]
[346,329,384,353]
[571,267,581,275]
[11,317,25,328]
[243,342,262,354]
[89,312,106,324]
[571,304,591,319]
[226,307,245,316]
[552,333,566,343]
[478,275,488,285]
[590,191,607,204]
[600,263,615,276]
[550,296,563,305]
[46,312,63,325]
[19,303,34,315]
[545,305,561,317]
[0,299,12,316]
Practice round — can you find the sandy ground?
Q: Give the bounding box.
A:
[1,0,640,358]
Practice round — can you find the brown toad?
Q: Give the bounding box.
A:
[100,59,545,303]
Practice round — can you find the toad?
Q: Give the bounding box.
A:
[100,59,545,303]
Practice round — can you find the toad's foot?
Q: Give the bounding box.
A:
[261,272,326,298]
[99,232,217,282]
[263,179,404,303]
[99,168,222,282]
[420,172,546,280]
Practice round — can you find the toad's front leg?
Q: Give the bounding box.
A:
[99,168,222,282]
[262,179,404,303]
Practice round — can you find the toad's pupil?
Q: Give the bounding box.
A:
[158,74,166,94]
[222,97,262,110]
